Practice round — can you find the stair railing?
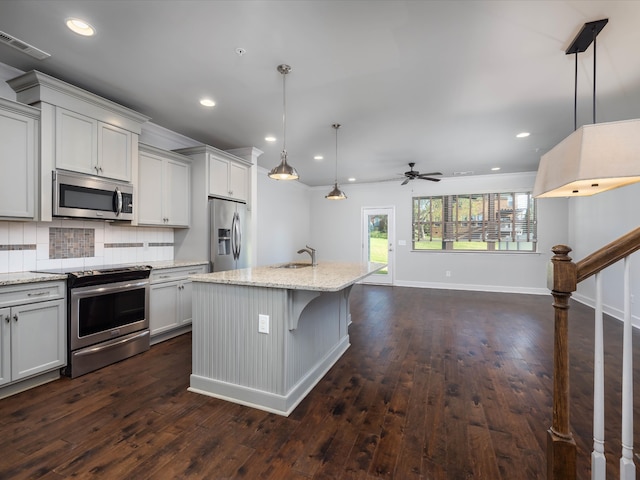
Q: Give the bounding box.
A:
[547,226,640,480]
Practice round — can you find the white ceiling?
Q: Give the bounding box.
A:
[1,1,639,187]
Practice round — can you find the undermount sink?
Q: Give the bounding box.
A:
[277,262,312,269]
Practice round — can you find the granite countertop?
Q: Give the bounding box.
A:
[146,260,209,270]
[0,272,67,287]
[190,262,386,292]
[0,260,209,287]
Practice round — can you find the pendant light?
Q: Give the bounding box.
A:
[268,64,299,181]
[325,123,347,200]
[534,19,640,198]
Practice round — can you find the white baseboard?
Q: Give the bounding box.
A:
[392,280,548,296]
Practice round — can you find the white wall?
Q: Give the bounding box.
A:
[569,182,640,327]
[309,172,568,294]
[255,168,311,266]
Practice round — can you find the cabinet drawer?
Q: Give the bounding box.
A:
[150,265,207,284]
[0,281,66,308]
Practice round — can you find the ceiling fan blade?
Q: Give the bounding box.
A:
[401,178,410,185]
[418,172,442,177]
[418,177,441,182]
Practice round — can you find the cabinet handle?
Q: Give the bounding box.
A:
[158,275,171,279]
[99,166,103,173]
[4,315,9,323]
[94,165,99,173]
[27,291,49,297]
[13,314,18,322]
[187,271,198,275]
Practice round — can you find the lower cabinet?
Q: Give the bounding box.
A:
[149,265,207,340]
[0,281,66,388]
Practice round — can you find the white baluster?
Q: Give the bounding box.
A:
[592,272,606,480]
[620,257,635,480]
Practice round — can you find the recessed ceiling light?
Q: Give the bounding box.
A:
[314,155,323,161]
[265,136,276,142]
[66,18,95,36]
[199,98,215,107]
[516,132,530,138]
[491,167,501,171]
[348,177,356,182]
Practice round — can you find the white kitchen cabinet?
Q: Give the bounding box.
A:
[138,144,191,227]
[149,265,207,341]
[0,281,66,388]
[8,70,150,220]
[209,154,248,202]
[0,98,38,220]
[55,107,132,182]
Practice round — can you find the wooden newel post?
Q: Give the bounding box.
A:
[547,245,578,480]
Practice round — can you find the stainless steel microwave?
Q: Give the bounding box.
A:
[53,170,134,221]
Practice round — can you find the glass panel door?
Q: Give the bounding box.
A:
[362,207,394,285]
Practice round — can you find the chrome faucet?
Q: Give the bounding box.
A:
[297,245,317,266]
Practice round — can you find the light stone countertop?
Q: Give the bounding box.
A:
[146,260,209,270]
[190,262,386,292]
[0,260,209,287]
[0,272,67,287]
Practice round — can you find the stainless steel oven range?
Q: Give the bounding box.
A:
[36,265,151,378]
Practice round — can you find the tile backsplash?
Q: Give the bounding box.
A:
[0,220,174,273]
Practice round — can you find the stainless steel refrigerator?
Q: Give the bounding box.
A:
[210,198,248,272]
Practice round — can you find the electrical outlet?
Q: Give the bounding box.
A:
[258,314,270,334]
[446,270,452,277]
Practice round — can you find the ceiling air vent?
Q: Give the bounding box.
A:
[0,30,50,60]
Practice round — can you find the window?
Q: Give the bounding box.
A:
[412,192,537,252]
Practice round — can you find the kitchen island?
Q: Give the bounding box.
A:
[188,262,385,416]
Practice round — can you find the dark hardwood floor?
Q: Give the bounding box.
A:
[1,285,639,479]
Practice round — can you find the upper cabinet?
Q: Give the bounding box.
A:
[209,154,248,202]
[55,108,132,181]
[8,70,149,221]
[138,144,191,228]
[0,98,39,220]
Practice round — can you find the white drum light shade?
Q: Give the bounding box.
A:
[533,119,640,198]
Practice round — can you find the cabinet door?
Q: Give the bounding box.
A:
[138,150,165,225]
[55,107,98,175]
[0,107,35,219]
[165,158,190,227]
[149,281,180,336]
[228,162,248,202]
[0,307,10,386]
[208,155,229,197]
[178,280,193,325]
[11,299,65,381]
[98,122,132,181]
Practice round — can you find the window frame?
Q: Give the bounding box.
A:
[411,191,537,253]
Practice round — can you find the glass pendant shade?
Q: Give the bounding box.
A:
[268,150,299,180]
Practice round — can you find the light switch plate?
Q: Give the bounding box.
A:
[258,314,269,334]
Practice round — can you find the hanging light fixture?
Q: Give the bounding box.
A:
[325,123,347,200]
[268,64,299,181]
[534,19,640,198]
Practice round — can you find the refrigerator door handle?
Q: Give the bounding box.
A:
[235,212,242,260]
[231,212,240,260]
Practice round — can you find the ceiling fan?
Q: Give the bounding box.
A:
[400,163,442,185]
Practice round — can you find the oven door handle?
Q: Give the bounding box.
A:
[73,330,150,357]
[70,280,149,297]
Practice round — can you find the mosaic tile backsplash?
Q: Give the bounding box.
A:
[49,228,95,259]
[0,220,174,273]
